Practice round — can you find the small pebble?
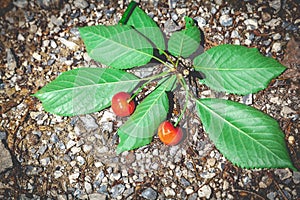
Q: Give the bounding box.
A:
[54,170,63,179]
[84,181,93,194]
[185,186,194,195]
[163,187,175,197]
[74,0,89,9]
[79,115,99,131]
[110,184,125,198]
[76,156,86,166]
[69,172,80,184]
[293,171,300,184]
[244,19,258,30]
[40,157,50,166]
[272,42,282,52]
[198,185,211,199]
[141,187,157,200]
[219,15,233,27]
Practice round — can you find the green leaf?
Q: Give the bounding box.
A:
[119,1,165,51]
[33,68,140,116]
[193,45,286,95]
[79,25,153,69]
[117,75,177,153]
[196,98,296,170]
[168,17,201,58]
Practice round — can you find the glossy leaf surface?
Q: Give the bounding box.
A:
[193,45,286,95]
[79,25,153,69]
[196,98,296,170]
[168,17,201,58]
[119,1,165,51]
[33,68,140,116]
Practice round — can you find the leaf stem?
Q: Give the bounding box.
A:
[128,70,171,102]
[157,48,176,68]
[174,74,189,127]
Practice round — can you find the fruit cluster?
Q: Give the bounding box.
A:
[111,92,183,146]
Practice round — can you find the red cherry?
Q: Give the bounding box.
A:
[111,92,135,117]
[158,121,183,146]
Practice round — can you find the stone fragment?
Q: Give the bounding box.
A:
[274,169,292,180]
[272,42,282,53]
[79,115,99,131]
[54,170,63,179]
[0,142,13,173]
[293,171,300,184]
[88,193,107,200]
[163,187,175,197]
[58,38,79,50]
[74,0,89,9]
[269,0,281,13]
[13,0,28,8]
[111,184,125,198]
[84,181,92,194]
[219,15,233,27]
[244,19,258,30]
[198,185,211,199]
[141,187,157,200]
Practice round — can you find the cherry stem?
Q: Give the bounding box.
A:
[153,48,175,70]
[174,74,189,127]
[128,70,172,103]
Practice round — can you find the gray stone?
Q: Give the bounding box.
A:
[163,187,175,197]
[54,170,63,179]
[272,42,282,53]
[87,193,107,200]
[180,177,191,187]
[198,185,211,199]
[40,157,50,166]
[242,94,253,105]
[0,131,7,140]
[13,0,28,8]
[0,142,13,173]
[269,0,281,13]
[267,191,277,200]
[84,181,93,194]
[195,16,206,27]
[244,19,258,30]
[79,115,99,131]
[50,15,64,26]
[219,15,233,27]
[164,19,181,33]
[274,169,292,180]
[6,48,17,71]
[230,30,240,38]
[37,144,48,155]
[293,171,300,184]
[111,184,125,198]
[262,12,272,22]
[74,0,89,9]
[141,187,157,200]
[58,38,79,50]
[188,193,198,200]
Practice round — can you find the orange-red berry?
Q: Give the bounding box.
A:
[111,92,135,117]
[158,121,183,146]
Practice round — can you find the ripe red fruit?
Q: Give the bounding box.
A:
[111,92,135,117]
[158,121,183,146]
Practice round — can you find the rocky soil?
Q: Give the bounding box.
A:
[0,0,299,199]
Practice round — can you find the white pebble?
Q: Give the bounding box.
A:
[198,185,212,199]
[69,172,80,184]
[58,38,79,50]
[272,42,282,52]
[54,170,63,179]
[32,52,42,61]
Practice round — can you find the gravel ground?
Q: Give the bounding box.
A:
[0,0,300,199]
